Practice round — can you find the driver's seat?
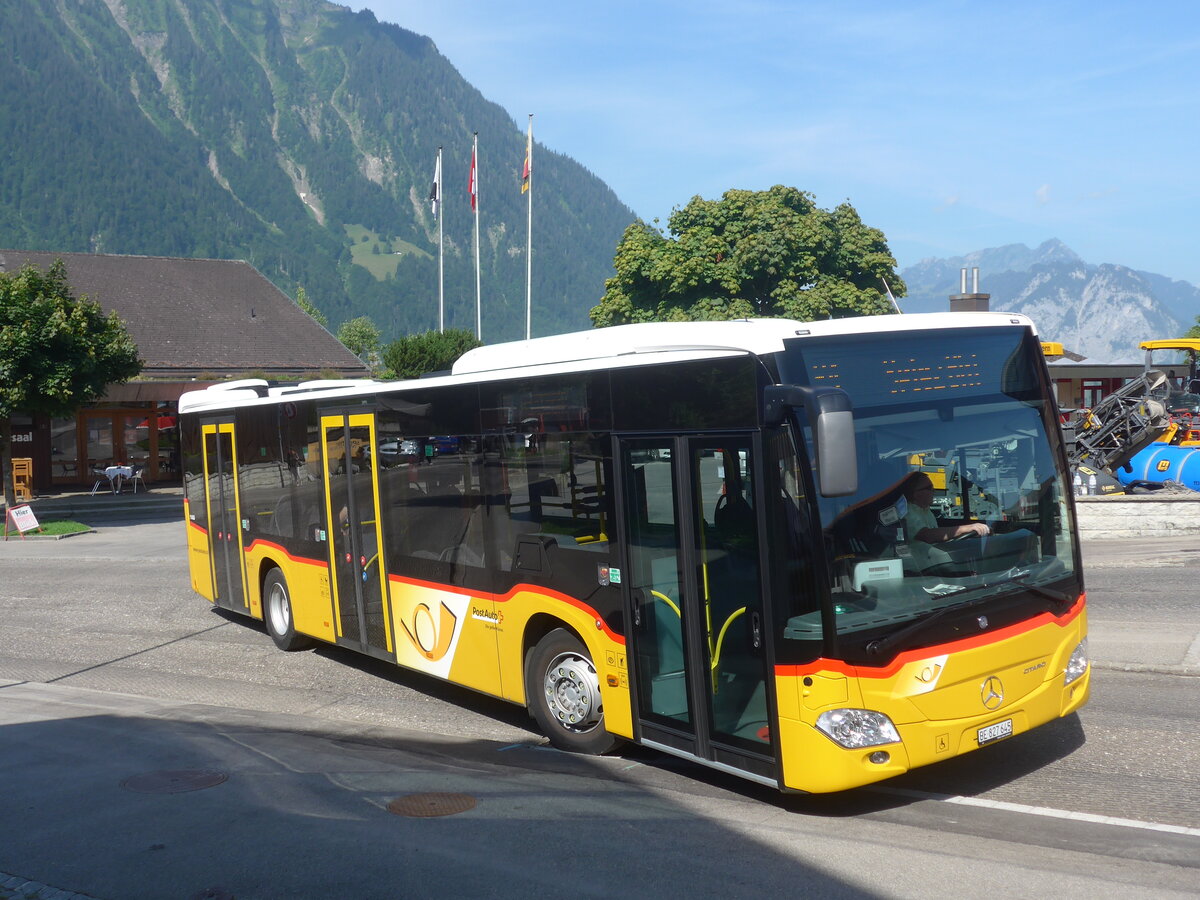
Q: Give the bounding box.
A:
[827,473,920,585]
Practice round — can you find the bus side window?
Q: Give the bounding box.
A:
[489,433,611,592]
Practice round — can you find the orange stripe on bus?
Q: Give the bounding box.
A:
[242,538,330,569]
[775,594,1085,679]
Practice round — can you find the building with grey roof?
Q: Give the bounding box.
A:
[1,250,367,492]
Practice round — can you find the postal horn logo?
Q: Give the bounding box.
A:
[981,676,1004,710]
[400,601,458,661]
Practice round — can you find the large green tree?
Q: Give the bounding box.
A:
[0,261,142,503]
[590,185,906,327]
[381,329,483,380]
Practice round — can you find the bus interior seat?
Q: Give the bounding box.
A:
[440,496,485,569]
[524,477,558,522]
[402,482,470,558]
[440,543,484,567]
[713,490,755,551]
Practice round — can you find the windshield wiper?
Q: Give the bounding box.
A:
[863,574,1071,658]
[865,594,990,658]
[1006,574,1073,614]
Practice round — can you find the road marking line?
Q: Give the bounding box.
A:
[869,786,1200,837]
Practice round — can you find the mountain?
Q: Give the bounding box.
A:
[0,0,635,342]
[899,240,1199,361]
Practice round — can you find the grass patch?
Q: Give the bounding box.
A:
[345,224,431,280]
[36,520,91,535]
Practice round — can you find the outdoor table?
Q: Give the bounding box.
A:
[104,465,133,493]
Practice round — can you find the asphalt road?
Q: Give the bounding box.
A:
[0,524,1196,899]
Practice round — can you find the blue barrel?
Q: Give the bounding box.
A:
[1116,443,1200,491]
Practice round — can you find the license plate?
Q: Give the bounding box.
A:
[977,718,1013,746]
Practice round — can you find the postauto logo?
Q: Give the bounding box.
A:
[471,606,503,626]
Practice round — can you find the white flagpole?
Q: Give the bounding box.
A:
[524,114,533,340]
[437,146,444,332]
[472,132,481,341]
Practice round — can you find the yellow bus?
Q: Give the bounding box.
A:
[179,314,1089,792]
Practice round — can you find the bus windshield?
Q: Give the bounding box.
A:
[775,326,1079,655]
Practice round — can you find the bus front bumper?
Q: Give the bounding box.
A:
[777,663,1091,794]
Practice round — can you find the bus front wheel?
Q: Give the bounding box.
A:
[526,629,618,755]
[263,568,313,652]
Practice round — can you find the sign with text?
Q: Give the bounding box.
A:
[4,504,41,540]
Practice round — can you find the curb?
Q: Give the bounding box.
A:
[0,872,101,900]
[2,528,97,542]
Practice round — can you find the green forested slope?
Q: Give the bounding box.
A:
[0,0,635,341]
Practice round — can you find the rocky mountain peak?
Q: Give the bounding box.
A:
[899,241,1197,361]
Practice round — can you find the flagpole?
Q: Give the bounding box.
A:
[437,146,444,333]
[472,132,481,341]
[524,114,533,340]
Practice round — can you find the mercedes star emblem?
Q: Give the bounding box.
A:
[981,676,1004,710]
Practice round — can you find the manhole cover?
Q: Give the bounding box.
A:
[121,769,229,794]
[387,792,477,818]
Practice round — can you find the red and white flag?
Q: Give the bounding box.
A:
[520,119,531,194]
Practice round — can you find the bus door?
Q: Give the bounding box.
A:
[618,435,776,783]
[321,412,394,661]
[201,421,249,613]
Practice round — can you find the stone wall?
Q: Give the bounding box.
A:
[1074,493,1200,539]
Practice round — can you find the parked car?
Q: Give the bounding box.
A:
[377,438,420,466]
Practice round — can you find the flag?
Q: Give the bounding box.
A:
[469,142,478,212]
[429,149,441,217]
[521,120,531,194]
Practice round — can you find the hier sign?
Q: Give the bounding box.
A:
[3,504,41,540]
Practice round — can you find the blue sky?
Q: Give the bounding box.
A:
[357,1,1200,286]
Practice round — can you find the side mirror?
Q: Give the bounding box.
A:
[763,385,858,497]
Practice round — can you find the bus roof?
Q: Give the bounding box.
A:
[452,312,1036,376]
[179,312,1037,414]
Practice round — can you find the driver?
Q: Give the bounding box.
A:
[903,472,989,572]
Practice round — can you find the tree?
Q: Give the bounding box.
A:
[295,286,327,328]
[1185,316,1200,339]
[589,185,906,327]
[0,261,142,503]
[381,329,483,379]
[337,315,381,360]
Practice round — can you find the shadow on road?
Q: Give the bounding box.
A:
[0,682,887,900]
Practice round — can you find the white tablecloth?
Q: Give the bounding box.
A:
[104,465,133,492]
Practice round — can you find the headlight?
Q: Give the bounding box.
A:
[1064,637,1089,685]
[815,708,900,749]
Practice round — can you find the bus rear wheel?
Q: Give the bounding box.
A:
[526,629,618,755]
[264,568,313,652]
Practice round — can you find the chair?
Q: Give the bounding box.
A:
[11,458,33,502]
[90,467,109,496]
[127,464,147,493]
